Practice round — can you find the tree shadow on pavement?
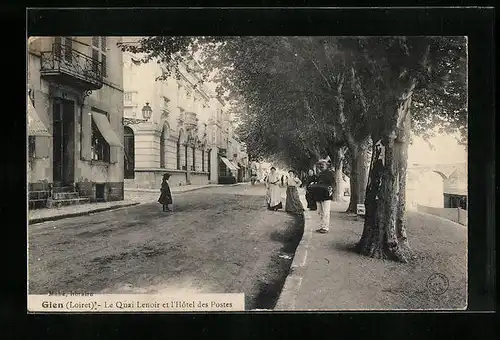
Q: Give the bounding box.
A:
[331,240,359,255]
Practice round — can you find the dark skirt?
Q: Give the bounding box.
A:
[158,191,172,205]
[285,186,304,213]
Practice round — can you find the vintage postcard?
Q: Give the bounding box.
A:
[27,32,468,312]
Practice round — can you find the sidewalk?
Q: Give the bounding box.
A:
[28,200,140,225]
[29,183,245,225]
[276,196,467,310]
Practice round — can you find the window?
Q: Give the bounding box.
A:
[28,136,36,159]
[162,96,170,116]
[54,37,72,61]
[202,150,205,172]
[176,137,181,170]
[124,92,133,102]
[64,38,72,62]
[124,126,135,179]
[91,119,110,162]
[91,36,107,78]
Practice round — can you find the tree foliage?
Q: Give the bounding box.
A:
[118,36,467,169]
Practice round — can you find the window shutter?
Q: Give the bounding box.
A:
[35,136,50,159]
[81,107,92,160]
[110,146,120,164]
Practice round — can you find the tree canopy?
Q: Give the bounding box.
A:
[118,36,467,170]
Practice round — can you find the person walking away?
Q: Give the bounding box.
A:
[158,173,173,212]
[310,159,335,233]
[285,170,304,214]
[305,169,318,211]
[266,167,283,211]
[281,173,287,187]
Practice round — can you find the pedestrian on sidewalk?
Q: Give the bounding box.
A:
[285,170,304,214]
[305,169,318,211]
[158,173,173,212]
[309,159,335,233]
[265,167,283,211]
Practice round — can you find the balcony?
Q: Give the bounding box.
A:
[40,43,103,91]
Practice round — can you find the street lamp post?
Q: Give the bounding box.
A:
[123,102,153,125]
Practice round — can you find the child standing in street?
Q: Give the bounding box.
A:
[158,173,173,212]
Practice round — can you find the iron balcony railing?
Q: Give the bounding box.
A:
[40,42,103,90]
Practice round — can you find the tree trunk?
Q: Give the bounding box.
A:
[332,146,344,202]
[357,83,415,263]
[347,162,358,213]
[395,101,412,257]
[347,137,371,213]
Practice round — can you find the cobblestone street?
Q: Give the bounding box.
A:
[28,184,304,309]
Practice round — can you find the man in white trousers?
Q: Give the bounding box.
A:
[314,159,335,233]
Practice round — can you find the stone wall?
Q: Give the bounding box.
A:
[416,205,466,225]
[76,181,123,202]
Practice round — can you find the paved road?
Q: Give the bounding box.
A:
[28,184,304,309]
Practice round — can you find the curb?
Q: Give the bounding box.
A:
[275,194,314,310]
[28,202,140,225]
[176,183,242,193]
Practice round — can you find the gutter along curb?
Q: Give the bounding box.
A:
[275,194,314,310]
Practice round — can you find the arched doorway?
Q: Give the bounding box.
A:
[124,126,135,179]
[160,126,166,168]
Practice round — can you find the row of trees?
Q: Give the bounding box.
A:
[118,36,467,263]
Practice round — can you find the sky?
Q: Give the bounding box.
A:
[408,132,467,165]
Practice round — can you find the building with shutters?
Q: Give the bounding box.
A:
[27,36,124,209]
[122,41,241,189]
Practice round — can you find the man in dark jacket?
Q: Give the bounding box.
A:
[314,159,335,233]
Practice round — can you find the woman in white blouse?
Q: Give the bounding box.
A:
[285,170,304,214]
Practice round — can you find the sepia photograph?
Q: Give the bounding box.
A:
[27,35,468,311]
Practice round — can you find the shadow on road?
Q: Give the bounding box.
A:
[251,214,305,310]
[331,241,359,255]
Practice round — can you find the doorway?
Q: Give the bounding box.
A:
[124,126,135,179]
[52,98,75,186]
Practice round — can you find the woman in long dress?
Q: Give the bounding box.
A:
[158,173,173,212]
[266,167,283,211]
[285,170,304,214]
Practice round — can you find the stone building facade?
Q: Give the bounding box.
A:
[28,36,124,208]
[122,44,244,189]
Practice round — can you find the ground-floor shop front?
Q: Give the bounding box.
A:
[28,84,125,209]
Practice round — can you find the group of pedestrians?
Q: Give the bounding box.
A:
[263,158,336,233]
[157,159,336,234]
[264,167,304,214]
[263,158,335,230]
